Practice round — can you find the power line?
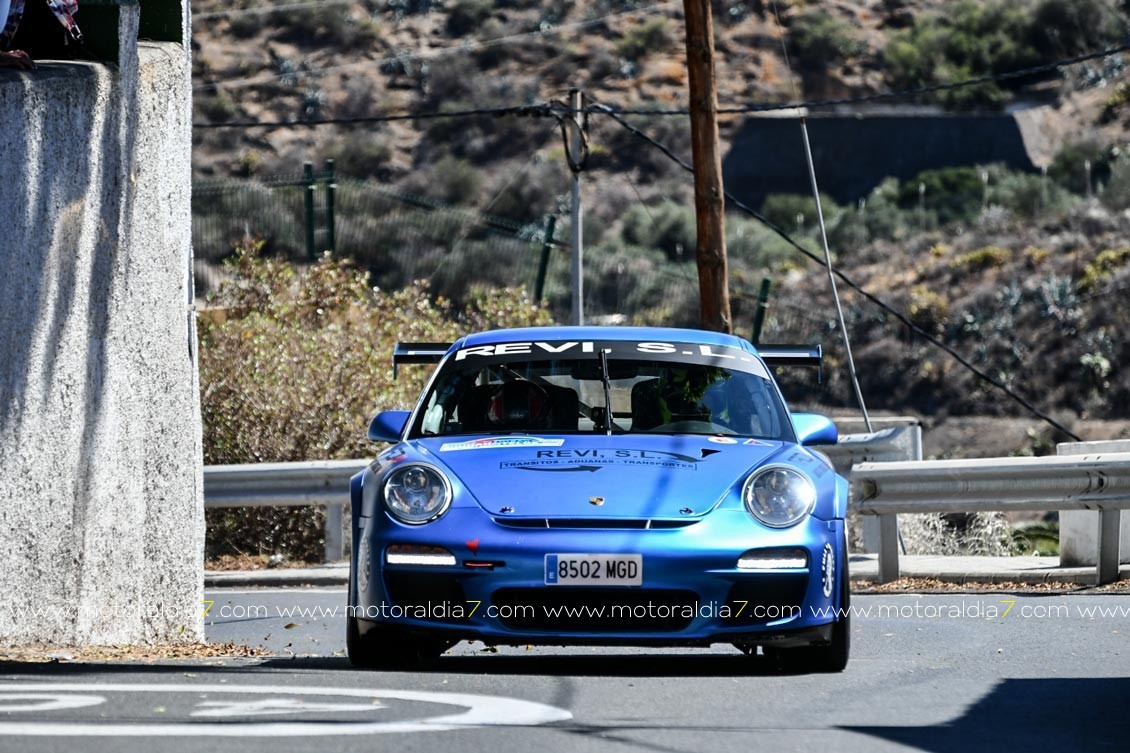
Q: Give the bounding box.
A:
[194,42,1130,129]
[590,100,1083,441]
[588,42,1130,115]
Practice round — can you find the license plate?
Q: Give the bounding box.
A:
[545,554,643,586]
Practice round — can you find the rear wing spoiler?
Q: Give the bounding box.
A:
[393,342,451,379]
[758,344,823,382]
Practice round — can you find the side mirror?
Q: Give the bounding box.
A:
[792,413,838,447]
[368,410,410,442]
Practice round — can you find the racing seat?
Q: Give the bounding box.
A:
[630,378,663,430]
[457,384,496,432]
[542,385,579,431]
[487,380,549,430]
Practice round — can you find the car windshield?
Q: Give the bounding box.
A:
[409,339,795,441]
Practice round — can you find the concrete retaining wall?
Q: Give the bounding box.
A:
[1058,440,1130,567]
[723,110,1043,207]
[0,8,200,644]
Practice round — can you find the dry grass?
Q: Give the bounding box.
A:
[853,578,1093,593]
[0,642,269,664]
[205,554,315,571]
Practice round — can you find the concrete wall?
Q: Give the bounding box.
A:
[722,109,1043,207]
[0,6,201,644]
[1057,441,1130,567]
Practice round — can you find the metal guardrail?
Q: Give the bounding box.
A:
[820,424,922,555]
[853,452,1130,584]
[204,460,366,562]
[821,425,923,470]
[200,427,924,564]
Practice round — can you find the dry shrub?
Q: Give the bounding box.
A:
[200,243,551,560]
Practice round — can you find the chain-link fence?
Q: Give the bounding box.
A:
[191,170,706,326]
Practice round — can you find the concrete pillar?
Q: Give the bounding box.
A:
[1057,440,1130,568]
[0,2,200,644]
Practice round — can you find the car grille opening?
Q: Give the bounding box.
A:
[723,574,810,626]
[383,571,467,624]
[492,517,697,530]
[491,588,700,632]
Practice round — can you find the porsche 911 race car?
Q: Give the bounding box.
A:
[347,326,850,671]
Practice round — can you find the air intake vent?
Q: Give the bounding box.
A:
[492,518,697,530]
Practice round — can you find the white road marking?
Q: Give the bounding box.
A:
[0,683,572,737]
[0,694,105,712]
[191,698,383,717]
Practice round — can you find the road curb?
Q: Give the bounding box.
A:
[205,565,348,588]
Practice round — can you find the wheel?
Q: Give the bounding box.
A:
[347,616,449,669]
[765,551,850,673]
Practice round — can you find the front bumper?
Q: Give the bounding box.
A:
[352,508,845,647]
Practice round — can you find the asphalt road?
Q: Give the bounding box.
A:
[1,587,1128,752]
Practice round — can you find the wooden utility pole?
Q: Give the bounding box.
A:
[683,0,732,333]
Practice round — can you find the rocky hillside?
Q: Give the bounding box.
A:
[190,0,1129,179]
[189,0,1130,434]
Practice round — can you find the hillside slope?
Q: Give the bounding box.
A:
[189,0,1130,427]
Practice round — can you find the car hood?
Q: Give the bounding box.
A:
[410,434,787,519]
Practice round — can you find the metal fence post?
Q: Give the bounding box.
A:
[324,159,336,254]
[751,277,772,345]
[304,162,317,261]
[534,215,557,302]
[324,503,344,563]
[1099,510,1122,585]
[878,515,900,583]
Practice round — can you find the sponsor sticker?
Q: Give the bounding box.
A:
[821,543,836,598]
[708,436,738,444]
[439,436,566,452]
[500,448,700,471]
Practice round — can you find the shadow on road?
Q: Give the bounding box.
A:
[843,677,1130,751]
[0,650,811,678]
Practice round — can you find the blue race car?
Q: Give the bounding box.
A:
[348,327,850,671]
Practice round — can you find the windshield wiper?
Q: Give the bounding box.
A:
[598,349,613,436]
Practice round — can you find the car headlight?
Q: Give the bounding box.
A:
[743,466,816,528]
[382,464,452,524]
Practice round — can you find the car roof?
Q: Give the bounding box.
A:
[456,326,757,353]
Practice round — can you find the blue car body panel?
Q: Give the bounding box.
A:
[349,326,849,647]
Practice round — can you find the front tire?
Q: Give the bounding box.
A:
[347,616,449,669]
[765,553,851,673]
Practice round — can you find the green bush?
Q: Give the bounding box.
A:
[1029,0,1124,58]
[620,201,697,261]
[200,244,551,560]
[1100,157,1130,210]
[985,166,1074,217]
[1079,247,1130,292]
[269,6,381,49]
[898,166,984,226]
[431,155,483,205]
[616,17,675,61]
[883,1,1047,109]
[1049,140,1116,195]
[951,245,1012,273]
[759,193,842,232]
[725,216,798,271]
[197,92,240,123]
[326,133,394,179]
[446,0,492,36]
[788,8,865,68]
